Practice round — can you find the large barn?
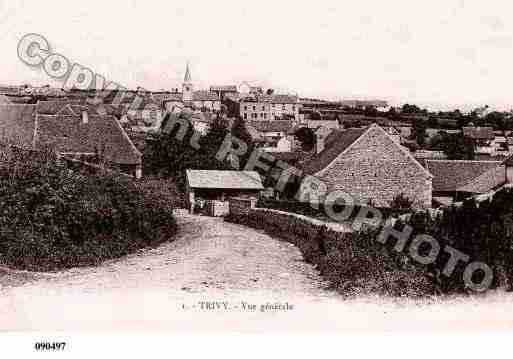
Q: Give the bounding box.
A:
[301,124,433,208]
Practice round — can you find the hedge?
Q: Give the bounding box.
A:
[225,209,436,297]
[0,145,177,271]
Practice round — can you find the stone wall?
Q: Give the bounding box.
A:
[228,197,257,215]
[317,125,432,208]
[206,200,230,217]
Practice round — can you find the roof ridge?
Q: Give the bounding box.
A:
[426,159,502,163]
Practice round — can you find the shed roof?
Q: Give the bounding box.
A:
[186,170,264,190]
[248,120,294,133]
[425,160,504,193]
[0,104,37,146]
[462,126,494,140]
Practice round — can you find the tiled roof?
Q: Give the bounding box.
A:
[186,170,264,190]
[210,85,237,92]
[307,119,340,129]
[161,93,183,102]
[248,120,294,133]
[425,160,505,193]
[301,127,368,175]
[0,104,37,147]
[503,153,513,166]
[462,126,494,140]
[244,124,264,142]
[271,151,303,162]
[0,86,21,95]
[240,94,298,104]
[36,114,141,165]
[37,100,72,115]
[192,91,220,101]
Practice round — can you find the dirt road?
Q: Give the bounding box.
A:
[1,214,513,331]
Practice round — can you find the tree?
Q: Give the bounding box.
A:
[231,117,255,169]
[402,103,422,114]
[364,105,378,117]
[143,113,231,189]
[266,88,274,95]
[294,127,316,151]
[431,133,475,160]
[412,118,427,147]
[427,117,438,128]
[200,116,230,155]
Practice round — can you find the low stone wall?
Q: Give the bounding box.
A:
[206,200,230,217]
[228,197,257,215]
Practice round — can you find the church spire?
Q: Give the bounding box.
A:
[184,62,191,83]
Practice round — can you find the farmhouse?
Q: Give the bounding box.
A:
[185,170,264,213]
[0,104,142,178]
[301,124,433,208]
[425,160,507,206]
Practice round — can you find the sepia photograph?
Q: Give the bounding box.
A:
[0,0,512,356]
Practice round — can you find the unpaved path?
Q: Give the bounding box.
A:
[1,214,513,331]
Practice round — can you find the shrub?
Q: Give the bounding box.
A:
[225,209,435,297]
[0,145,177,271]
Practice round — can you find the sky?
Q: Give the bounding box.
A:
[1,0,513,111]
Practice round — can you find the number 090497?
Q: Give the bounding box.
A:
[34,342,66,351]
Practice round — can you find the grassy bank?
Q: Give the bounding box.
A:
[0,146,177,271]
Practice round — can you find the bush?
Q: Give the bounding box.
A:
[225,209,435,297]
[0,145,177,271]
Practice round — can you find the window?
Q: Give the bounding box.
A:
[282,104,286,110]
[261,112,264,118]
[292,105,296,111]
[244,105,247,111]
[244,113,247,119]
[262,105,265,111]
[253,106,256,111]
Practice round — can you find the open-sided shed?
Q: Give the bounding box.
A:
[185,170,264,214]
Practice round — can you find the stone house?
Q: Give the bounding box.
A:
[0,103,142,178]
[248,120,296,151]
[240,94,300,121]
[301,124,433,208]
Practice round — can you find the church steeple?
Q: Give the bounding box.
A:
[182,62,193,102]
[184,62,192,83]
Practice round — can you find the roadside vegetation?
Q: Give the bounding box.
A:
[0,145,177,271]
[230,191,513,297]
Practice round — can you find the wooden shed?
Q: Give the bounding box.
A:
[185,170,264,214]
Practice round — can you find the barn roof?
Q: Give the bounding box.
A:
[0,103,140,165]
[36,114,142,165]
[301,127,367,175]
[425,160,504,193]
[186,170,264,190]
[0,104,37,147]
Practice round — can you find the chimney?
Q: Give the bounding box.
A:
[316,132,325,154]
[82,110,88,124]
